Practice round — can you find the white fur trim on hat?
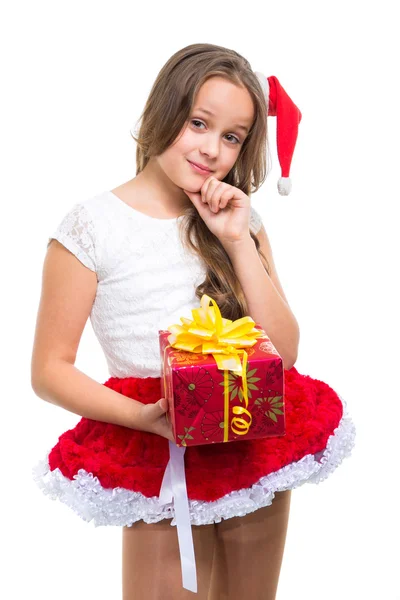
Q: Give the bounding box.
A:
[254,71,270,116]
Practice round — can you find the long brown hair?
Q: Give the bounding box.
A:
[131,43,272,321]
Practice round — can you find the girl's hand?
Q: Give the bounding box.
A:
[137,398,175,442]
[183,175,252,244]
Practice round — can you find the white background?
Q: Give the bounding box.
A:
[1,0,399,598]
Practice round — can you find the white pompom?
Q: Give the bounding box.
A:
[277,177,292,196]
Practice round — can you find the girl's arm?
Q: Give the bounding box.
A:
[222,225,300,370]
[31,239,144,429]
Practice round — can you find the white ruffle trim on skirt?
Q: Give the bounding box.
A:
[32,394,356,527]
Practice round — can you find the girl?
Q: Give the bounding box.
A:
[32,43,356,599]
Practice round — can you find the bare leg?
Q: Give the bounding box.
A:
[208,490,292,600]
[122,518,216,600]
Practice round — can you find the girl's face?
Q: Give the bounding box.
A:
[157,76,255,192]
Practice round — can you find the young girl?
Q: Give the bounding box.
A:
[32,43,356,599]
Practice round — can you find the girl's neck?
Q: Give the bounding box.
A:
[133,157,192,216]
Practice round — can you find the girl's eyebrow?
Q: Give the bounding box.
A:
[195,107,249,133]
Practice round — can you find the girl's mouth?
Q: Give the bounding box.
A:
[187,160,213,175]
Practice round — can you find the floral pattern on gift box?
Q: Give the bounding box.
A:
[218,364,262,405]
[259,340,280,356]
[264,360,285,386]
[174,367,214,417]
[201,410,225,442]
[252,393,285,435]
[178,426,196,446]
[169,349,205,366]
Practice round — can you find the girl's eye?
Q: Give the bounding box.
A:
[190,119,240,145]
[191,119,205,129]
[225,134,240,145]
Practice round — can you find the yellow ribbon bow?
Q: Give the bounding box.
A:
[164,294,264,441]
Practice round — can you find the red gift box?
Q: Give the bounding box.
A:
[158,294,286,447]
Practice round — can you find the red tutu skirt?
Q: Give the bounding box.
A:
[32,366,356,527]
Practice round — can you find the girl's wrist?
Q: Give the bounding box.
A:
[221,234,254,257]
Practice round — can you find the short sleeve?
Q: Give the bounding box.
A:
[249,205,263,236]
[47,202,97,272]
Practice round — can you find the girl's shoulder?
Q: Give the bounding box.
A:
[46,191,115,275]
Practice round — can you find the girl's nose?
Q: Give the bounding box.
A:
[200,135,219,159]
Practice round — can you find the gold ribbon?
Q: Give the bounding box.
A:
[163,294,264,441]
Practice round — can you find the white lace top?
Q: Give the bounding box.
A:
[48,190,263,378]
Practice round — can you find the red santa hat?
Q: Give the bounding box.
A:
[254,73,302,196]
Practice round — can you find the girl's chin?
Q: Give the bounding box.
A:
[180,179,202,193]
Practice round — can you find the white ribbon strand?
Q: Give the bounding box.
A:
[158,441,198,593]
